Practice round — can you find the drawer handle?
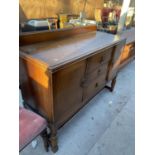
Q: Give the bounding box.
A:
[95,82,99,88]
[98,69,102,75]
[100,57,106,65]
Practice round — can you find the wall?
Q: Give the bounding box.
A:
[69,0,105,20]
[19,0,135,23]
[19,0,71,22]
[19,0,105,22]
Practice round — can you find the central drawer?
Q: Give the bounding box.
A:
[85,47,113,74]
[82,73,107,102]
[81,64,108,102]
[83,63,109,84]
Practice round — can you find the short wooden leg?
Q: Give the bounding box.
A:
[41,130,49,152]
[49,124,58,153]
[111,75,117,92]
[105,75,117,92]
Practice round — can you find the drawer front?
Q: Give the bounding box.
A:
[86,47,113,74]
[82,72,107,102]
[82,63,109,86]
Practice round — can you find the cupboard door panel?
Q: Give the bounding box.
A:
[53,60,86,125]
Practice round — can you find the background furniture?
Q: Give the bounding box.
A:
[19,107,49,152]
[98,27,135,69]
[19,25,126,152]
[119,28,135,69]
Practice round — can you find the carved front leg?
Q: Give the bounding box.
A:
[41,129,49,152]
[49,124,58,153]
[110,75,117,92]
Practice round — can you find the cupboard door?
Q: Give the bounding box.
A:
[107,40,126,81]
[53,60,86,126]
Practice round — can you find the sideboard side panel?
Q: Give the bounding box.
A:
[19,56,53,121]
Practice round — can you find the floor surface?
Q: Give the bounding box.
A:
[20,61,135,155]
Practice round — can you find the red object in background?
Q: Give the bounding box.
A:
[19,107,47,151]
[115,8,121,21]
[101,7,121,23]
[101,7,113,23]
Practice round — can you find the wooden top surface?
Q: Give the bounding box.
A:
[20,31,124,70]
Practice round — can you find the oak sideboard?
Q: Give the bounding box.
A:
[19,26,126,152]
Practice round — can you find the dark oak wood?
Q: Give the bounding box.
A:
[85,47,113,75]
[53,60,86,126]
[105,75,117,92]
[19,26,126,152]
[19,25,97,46]
[41,130,50,152]
[49,124,58,153]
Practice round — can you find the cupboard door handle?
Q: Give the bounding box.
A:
[100,56,109,65]
[98,69,102,75]
[80,78,87,88]
[100,57,105,65]
[95,82,99,88]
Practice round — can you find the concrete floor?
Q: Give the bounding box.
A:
[20,61,135,155]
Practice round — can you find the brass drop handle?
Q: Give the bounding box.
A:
[98,69,101,75]
[95,82,99,88]
[100,55,107,65]
[100,57,105,65]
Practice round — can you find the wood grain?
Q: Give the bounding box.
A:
[19,25,97,46]
[19,27,126,152]
[20,26,125,72]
